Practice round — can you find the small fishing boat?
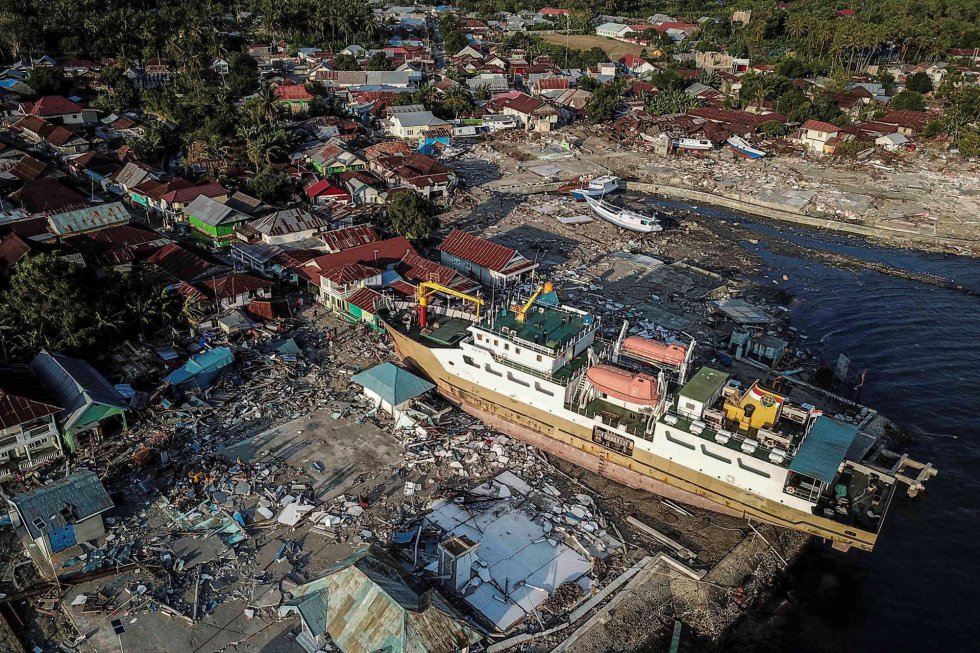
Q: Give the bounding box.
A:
[585,195,662,233]
[727,135,767,159]
[570,175,621,200]
[674,138,713,151]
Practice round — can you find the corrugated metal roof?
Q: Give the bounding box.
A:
[0,364,62,429]
[250,208,328,237]
[185,195,245,227]
[352,363,434,406]
[11,469,113,539]
[47,201,131,236]
[29,350,127,432]
[286,549,480,653]
[320,225,380,252]
[437,229,519,273]
[789,416,860,484]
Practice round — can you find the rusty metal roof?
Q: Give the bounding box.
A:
[0,364,62,430]
[287,549,481,653]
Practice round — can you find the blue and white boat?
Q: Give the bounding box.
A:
[727,136,767,159]
[570,175,621,200]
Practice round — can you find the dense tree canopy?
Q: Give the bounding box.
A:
[387,191,439,241]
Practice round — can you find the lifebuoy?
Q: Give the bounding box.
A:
[785,486,796,495]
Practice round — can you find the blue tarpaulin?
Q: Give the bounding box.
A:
[164,347,234,389]
[789,416,861,484]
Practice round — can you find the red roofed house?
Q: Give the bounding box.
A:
[538,7,570,17]
[305,179,352,205]
[320,225,380,253]
[877,110,929,137]
[530,76,570,96]
[619,53,656,76]
[0,364,65,477]
[274,83,314,113]
[200,273,274,310]
[344,286,385,328]
[302,236,416,310]
[437,229,538,288]
[489,92,558,132]
[19,96,94,125]
[797,119,841,154]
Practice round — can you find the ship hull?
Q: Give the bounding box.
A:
[384,323,878,551]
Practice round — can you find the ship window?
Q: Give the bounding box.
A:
[507,372,530,387]
[738,458,771,478]
[665,431,695,450]
[476,333,482,341]
[536,354,543,362]
[504,343,510,350]
[535,382,554,396]
[484,364,502,377]
[463,355,478,367]
[494,339,499,346]
[701,444,731,464]
[515,347,521,355]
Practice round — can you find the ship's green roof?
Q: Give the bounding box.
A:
[679,367,730,403]
[484,304,591,351]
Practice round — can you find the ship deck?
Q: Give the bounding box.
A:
[576,397,652,438]
[482,305,590,352]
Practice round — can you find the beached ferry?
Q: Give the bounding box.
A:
[380,282,935,552]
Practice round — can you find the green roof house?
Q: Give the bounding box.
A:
[29,351,128,452]
[184,195,252,247]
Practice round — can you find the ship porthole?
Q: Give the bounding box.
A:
[726,475,735,483]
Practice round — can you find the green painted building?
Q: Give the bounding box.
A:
[185,194,252,247]
[30,350,129,452]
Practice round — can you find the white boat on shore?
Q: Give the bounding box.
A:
[585,196,662,233]
[570,175,621,200]
[727,136,767,159]
[675,138,713,151]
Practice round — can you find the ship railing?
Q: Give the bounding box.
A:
[489,352,574,387]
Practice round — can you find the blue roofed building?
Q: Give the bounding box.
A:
[351,363,435,418]
[29,350,129,452]
[283,548,481,653]
[789,415,861,484]
[162,346,234,390]
[6,469,113,573]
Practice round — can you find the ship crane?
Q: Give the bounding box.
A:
[416,281,484,328]
[514,281,554,323]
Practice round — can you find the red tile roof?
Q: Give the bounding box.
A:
[0,233,31,270]
[147,243,213,282]
[161,181,227,205]
[346,286,382,314]
[0,364,62,429]
[320,225,380,252]
[877,110,929,132]
[307,236,416,272]
[801,119,840,133]
[10,179,86,213]
[274,83,314,101]
[201,273,274,299]
[27,95,83,117]
[10,155,47,182]
[437,229,528,274]
[538,7,570,15]
[319,263,381,285]
[397,251,458,286]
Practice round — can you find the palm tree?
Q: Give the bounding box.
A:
[252,82,280,123]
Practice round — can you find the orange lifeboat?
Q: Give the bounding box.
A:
[587,364,660,406]
[622,336,687,367]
